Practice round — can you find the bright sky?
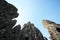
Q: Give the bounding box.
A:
[6,0,60,40]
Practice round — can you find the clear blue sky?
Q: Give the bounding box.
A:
[6,0,60,40]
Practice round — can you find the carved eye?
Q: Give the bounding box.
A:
[56,28,60,32]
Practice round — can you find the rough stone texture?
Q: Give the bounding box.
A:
[42,20,60,40]
[0,0,21,40]
[20,22,45,40]
[0,0,48,40]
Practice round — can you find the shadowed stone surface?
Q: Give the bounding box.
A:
[0,0,21,40]
[20,22,45,40]
[42,20,60,40]
[0,0,48,40]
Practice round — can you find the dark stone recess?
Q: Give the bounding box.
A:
[0,0,48,40]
